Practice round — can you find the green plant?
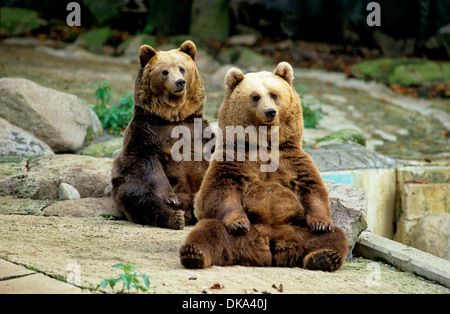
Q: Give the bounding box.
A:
[91,81,133,134]
[98,264,150,294]
[295,84,324,128]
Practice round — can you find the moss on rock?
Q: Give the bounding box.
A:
[351,58,450,87]
[315,128,366,147]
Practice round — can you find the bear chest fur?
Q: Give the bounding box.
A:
[241,161,305,226]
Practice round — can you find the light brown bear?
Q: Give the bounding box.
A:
[112,41,211,229]
[180,62,348,271]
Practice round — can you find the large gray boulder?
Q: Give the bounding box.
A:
[325,180,368,254]
[0,78,96,153]
[0,154,112,200]
[43,197,121,219]
[0,117,54,157]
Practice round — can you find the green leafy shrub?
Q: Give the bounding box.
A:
[91,81,133,134]
[98,264,150,294]
[295,84,324,128]
[0,7,47,37]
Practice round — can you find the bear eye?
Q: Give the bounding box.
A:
[179,67,185,75]
[162,70,169,76]
[270,93,278,101]
[252,95,260,102]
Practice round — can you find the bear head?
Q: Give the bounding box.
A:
[134,40,205,122]
[219,62,303,146]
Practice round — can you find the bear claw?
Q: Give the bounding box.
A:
[312,223,332,232]
[227,222,249,235]
[166,198,179,206]
[180,244,206,269]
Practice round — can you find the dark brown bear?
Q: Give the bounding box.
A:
[112,41,211,229]
[180,62,348,270]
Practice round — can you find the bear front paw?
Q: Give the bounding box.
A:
[306,214,334,232]
[224,219,250,235]
[167,210,185,230]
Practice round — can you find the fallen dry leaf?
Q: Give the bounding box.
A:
[272,283,284,292]
[210,283,224,290]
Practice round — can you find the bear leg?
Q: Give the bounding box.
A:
[180,219,227,268]
[301,226,348,271]
[180,219,272,268]
[113,178,185,229]
[271,225,348,271]
[271,225,308,267]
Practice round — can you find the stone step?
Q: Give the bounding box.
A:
[0,259,85,294]
[354,230,450,289]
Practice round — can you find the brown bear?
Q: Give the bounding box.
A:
[180,62,348,271]
[112,41,211,229]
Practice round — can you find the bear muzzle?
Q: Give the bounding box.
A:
[265,108,277,122]
[172,79,186,94]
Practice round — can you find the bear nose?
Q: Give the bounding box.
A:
[265,108,277,119]
[175,79,186,88]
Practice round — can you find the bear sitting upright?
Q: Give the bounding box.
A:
[180,62,348,271]
[112,41,211,229]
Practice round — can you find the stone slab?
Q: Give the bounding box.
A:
[304,143,399,172]
[0,259,86,294]
[354,230,450,288]
[0,259,35,279]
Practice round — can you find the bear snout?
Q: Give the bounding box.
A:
[176,79,186,89]
[265,108,277,121]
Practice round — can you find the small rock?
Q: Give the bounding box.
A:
[227,34,258,46]
[58,183,81,200]
[211,64,235,88]
[121,34,157,59]
[103,183,113,197]
[81,138,123,157]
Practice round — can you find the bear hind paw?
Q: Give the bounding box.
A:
[303,249,342,272]
[180,244,207,269]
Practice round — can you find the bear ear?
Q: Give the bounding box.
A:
[179,40,197,61]
[273,62,294,85]
[225,68,245,90]
[139,45,157,67]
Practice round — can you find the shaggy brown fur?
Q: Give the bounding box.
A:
[112,41,211,229]
[180,62,348,270]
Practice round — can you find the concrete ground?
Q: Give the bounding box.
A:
[0,215,448,294]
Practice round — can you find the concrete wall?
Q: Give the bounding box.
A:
[322,164,449,261]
